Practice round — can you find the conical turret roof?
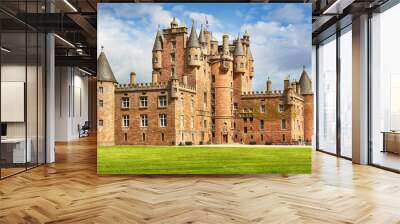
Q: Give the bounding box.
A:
[97,49,117,83]
[188,21,200,48]
[170,17,178,28]
[233,37,244,56]
[299,65,312,94]
[248,48,254,61]
[199,25,206,44]
[152,28,163,51]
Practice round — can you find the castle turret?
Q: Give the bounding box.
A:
[97,48,117,145]
[152,27,163,70]
[187,21,201,67]
[170,17,178,28]
[299,66,314,143]
[248,48,254,77]
[299,65,312,95]
[199,25,207,54]
[233,36,246,73]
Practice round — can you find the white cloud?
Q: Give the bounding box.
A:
[183,11,221,28]
[241,21,311,90]
[98,9,156,84]
[263,4,309,24]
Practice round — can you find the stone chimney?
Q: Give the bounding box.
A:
[130,72,136,84]
[222,34,229,56]
[266,77,272,92]
[152,72,158,83]
[284,75,290,90]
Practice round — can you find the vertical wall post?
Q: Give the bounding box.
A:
[352,14,369,164]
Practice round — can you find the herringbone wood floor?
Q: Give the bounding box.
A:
[1,135,400,224]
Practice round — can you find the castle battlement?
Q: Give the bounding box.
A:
[116,82,169,91]
[241,90,284,97]
[177,83,196,92]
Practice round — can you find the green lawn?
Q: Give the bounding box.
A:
[97,146,312,174]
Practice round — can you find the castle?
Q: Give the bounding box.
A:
[97,18,313,146]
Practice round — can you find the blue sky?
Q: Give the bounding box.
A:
[98,3,312,91]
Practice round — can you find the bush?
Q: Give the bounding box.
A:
[207,140,212,145]
[178,142,184,146]
[185,141,193,145]
[199,141,204,145]
[265,140,272,145]
[249,141,257,145]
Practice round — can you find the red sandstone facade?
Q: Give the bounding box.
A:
[97,18,314,146]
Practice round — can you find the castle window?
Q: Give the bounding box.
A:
[142,133,146,141]
[171,53,175,63]
[161,133,165,141]
[121,97,129,109]
[260,105,266,113]
[260,120,264,130]
[234,103,238,110]
[250,135,253,139]
[172,41,176,49]
[279,104,284,112]
[191,97,194,112]
[203,92,207,108]
[282,134,286,142]
[153,57,158,63]
[122,115,130,128]
[250,117,253,122]
[281,119,287,130]
[240,63,244,68]
[98,100,103,108]
[180,115,184,128]
[140,114,148,127]
[124,133,128,141]
[244,127,248,133]
[261,135,264,141]
[160,114,167,127]
[181,97,184,107]
[140,96,148,108]
[158,95,167,107]
[98,87,103,94]
[204,120,207,128]
[244,118,247,122]
[235,134,238,139]
[98,120,103,127]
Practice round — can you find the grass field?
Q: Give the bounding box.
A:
[97,145,312,174]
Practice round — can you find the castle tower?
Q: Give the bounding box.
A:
[213,34,234,144]
[198,25,208,55]
[233,36,246,73]
[299,66,314,143]
[97,48,117,145]
[187,21,201,67]
[152,27,163,83]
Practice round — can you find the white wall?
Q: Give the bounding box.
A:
[55,67,89,141]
